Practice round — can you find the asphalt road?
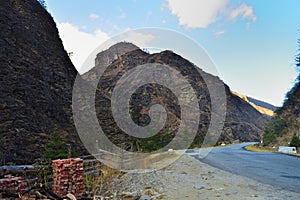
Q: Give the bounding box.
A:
[186,143,300,193]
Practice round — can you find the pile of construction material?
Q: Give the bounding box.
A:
[0,176,28,197]
[52,158,84,197]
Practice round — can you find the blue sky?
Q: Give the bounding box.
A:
[45,0,300,106]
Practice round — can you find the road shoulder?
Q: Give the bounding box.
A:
[114,154,300,199]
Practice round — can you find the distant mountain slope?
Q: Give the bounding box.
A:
[0,0,86,164]
[231,92,277,117]
[247,97,278,111]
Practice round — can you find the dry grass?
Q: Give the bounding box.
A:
[244,145,277,153]
[282,153,300,157]
[245,145,300,156]
[84,162,123,198]
[147,151,180,169]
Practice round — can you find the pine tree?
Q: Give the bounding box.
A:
[37,0,47,9]
[290,134,300,147]
[44,132,68,160]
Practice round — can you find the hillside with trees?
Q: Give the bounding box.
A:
[263,40,300,148]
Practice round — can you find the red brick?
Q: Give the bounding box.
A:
[52,158,84,197]
[0,176,28,194]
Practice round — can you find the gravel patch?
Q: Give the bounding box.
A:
[113,154,300,200]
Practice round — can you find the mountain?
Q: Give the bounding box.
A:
[263,79,300,146]
[78,42,269,152]
[262,41,300,147]
[0,0,86,164]
[247,96,278,112]
[231,92,277,117]
[0,0,269,164]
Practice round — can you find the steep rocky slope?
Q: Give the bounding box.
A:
[0,0,86,164]
[80,43,268,152]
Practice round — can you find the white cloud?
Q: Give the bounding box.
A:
[57,24,155,73]
[166,0,256,29]
[57,23,109,72]
[119,31,155,47]
[167,0,229,28]
[214,30,226,37]
[229,4,256,22]
[89,13,99,20]
[160,1,169,11]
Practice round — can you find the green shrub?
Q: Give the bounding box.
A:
[263,117,288,146]
[44,132,68,160]
[263,132,276,146]
[290,134,300,147]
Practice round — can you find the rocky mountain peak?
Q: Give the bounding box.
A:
[95,42,140,67]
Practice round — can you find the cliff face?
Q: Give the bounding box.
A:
[81,43,268,152]
[223,89,267,143]
[0,0,86,164]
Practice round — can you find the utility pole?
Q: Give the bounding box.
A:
[67,143,72,158]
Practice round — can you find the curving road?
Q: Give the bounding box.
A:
[186,143,300,193]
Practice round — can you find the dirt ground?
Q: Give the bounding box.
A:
[113,154,300,200]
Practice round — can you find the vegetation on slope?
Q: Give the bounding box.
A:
[263,39,300,147]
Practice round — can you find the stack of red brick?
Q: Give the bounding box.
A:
[0,176,28,194]
[52,158,84,197]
